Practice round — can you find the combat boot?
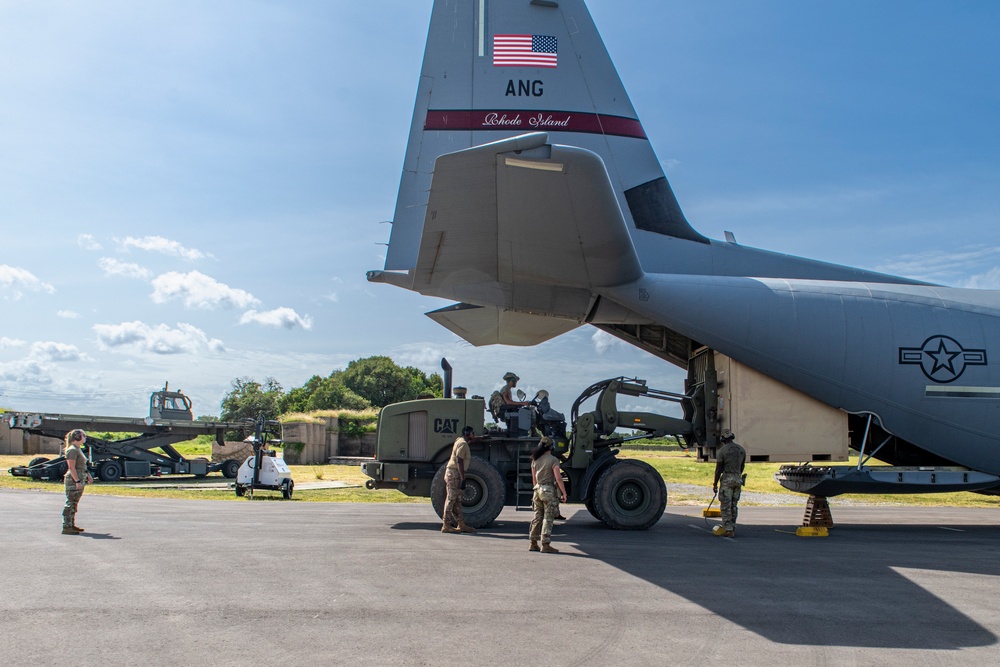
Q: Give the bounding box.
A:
[541,543,560,554]
[723,530,735,538]
[441,524,460,533]
[71,526,85,533]
[457,521,476,533]
[61,526,79,535]
[529,540,540,552]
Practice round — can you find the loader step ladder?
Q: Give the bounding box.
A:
[802,495,834,528]
[514,446,534,511]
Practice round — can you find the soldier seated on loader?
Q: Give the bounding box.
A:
[490,372,531,433]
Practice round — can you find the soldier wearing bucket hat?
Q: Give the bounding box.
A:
[500,371,529,409]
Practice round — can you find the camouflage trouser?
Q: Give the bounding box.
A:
[529,484,558,544]
[443,467,464,527]
[63,483,85,529]
[719,474,742,531]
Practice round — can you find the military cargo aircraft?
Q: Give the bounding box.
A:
[367,0,1000,497]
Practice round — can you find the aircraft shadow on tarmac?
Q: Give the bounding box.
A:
[395,512,998,650]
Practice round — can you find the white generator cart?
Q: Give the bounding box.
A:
[235,451,293,499]
[234,414,293,499]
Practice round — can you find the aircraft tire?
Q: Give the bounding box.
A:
[430,456,506,528]
[592,459,666,530]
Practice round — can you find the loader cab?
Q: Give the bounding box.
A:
[149,383,194,421]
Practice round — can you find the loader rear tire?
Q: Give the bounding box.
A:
[430,456,505,528]
[28,457,50,469]
[592,459,666,530]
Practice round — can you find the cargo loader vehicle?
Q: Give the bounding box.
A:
[362,360,695,530]
[6,384,247,482]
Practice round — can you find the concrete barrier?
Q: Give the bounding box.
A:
[279,416,376,463]
[0,422,61,456]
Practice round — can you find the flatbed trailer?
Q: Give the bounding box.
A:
[4,385,247,482]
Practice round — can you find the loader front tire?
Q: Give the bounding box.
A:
[592,459,666,530]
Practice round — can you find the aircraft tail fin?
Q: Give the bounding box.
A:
[382,0,704,274]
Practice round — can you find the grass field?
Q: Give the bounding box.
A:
[3,451,999,507]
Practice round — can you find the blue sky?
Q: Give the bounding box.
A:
[2,1,998,418]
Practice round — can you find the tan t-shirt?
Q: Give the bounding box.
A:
[446,437,470,471]
[717,441,746,477]
[532,452,558,486]
[65,444,87,484]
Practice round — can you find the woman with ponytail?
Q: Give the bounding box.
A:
[61,429,92,535]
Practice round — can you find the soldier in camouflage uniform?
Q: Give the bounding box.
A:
[528,437,567,553]
[442,426,476,534]
[62,429,93,535]
[713,429,747,538]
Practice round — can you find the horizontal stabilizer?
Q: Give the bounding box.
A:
[410,133,642,319]
[426,303,580,347]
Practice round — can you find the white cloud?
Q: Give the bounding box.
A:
[592,329,626,354]
[77,234,102,251]
[393,344,447,368]
[151,270,259,310]
[963,267,1000,290]
[99,257,152,280]
[0,359,53,385]
[875,245,1000,286]
[29,341,90,362]
[0,336,26,349]
[56,310,81,319]
[0,264,55,298]
[116,235,209,261]
[239,307,313,330]
[93,321,226,355]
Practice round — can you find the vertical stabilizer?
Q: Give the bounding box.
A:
[384,0,703,273]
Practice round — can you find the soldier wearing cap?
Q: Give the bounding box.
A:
[713,429,746,538]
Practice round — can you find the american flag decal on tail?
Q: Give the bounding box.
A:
[493,34,558,68]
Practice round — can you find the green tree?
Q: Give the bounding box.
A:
[278,375,324,414]
[304,374,370,411]
[220,376,284,424]
[341,356,442,407]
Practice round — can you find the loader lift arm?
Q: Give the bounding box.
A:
[568,377,694,471]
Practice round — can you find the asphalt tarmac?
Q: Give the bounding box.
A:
[3,489,999,666]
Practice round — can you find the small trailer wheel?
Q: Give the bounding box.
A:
[221,459,240,479]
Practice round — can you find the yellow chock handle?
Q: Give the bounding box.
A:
[795,526,829,537]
